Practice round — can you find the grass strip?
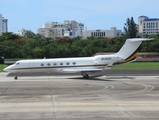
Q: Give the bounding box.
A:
[0,64,8,72]
[112,62,159,70]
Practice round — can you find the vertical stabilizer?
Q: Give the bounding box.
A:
[116,38,154,61]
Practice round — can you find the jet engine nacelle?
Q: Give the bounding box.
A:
[111,56,124,63]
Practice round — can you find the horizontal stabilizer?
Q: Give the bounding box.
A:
[127,38,154,42]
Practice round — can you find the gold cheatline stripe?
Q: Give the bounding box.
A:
[11,64,108,71]
[124,52,138,62]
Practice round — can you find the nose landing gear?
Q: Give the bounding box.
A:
[14,72,19,80]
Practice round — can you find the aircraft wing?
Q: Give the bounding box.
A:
[60,68,103,73]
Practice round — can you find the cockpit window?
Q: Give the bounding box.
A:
[15,62,20,65]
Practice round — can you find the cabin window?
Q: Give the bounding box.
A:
[66,62,70,65]
[60,63,63,65]
[47,63,50,66]
[54,63,57,66]
[41,63,44,66]
[72,62,76,65]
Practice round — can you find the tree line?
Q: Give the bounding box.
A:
[0,17,159,59]
[0,32,159,59]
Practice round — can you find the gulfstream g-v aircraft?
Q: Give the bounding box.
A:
[4,38,154,79]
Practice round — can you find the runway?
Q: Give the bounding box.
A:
[0,72,159,120]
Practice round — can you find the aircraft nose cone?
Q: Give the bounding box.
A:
[3,67,8,72]
[3,66,10,72]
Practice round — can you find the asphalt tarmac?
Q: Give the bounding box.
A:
[6,69,159,77]
[0,71,159,120]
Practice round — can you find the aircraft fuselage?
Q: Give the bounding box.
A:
[4,55,122,73]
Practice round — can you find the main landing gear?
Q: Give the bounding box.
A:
[83,74,89,79]
[14,75,18,80]
[81,71,89,79]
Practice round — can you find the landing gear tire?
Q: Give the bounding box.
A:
[83,74,89,79]
[14,76,18,80]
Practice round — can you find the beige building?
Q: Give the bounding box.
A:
[138,16,159,37]
[83,27,122,39]
[0,14,8,34]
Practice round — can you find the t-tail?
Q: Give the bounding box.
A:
[115,38,154,63]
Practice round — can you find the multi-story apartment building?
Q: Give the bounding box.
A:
[83,27,122,39]
[138,16,159,37]
[37,20,84,38]
[0,14,8,34]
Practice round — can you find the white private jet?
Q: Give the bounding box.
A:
[4,38,154,80]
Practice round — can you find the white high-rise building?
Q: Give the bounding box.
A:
[0,14,8,34]
[75,23,84,37]
[138,16,159,37]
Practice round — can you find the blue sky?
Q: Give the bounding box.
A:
[1,0,159,33]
